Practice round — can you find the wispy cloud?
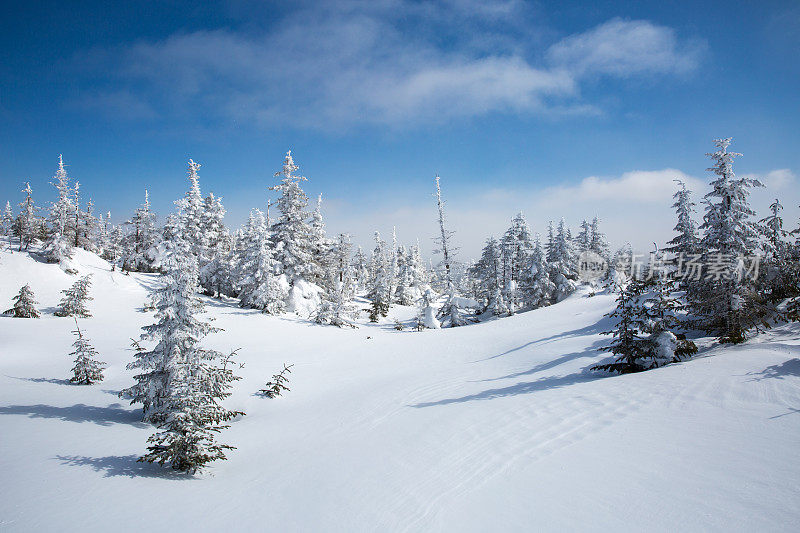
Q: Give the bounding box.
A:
[546,18,705,78]
[73,3,704,129]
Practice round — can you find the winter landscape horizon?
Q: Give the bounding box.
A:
[2,1,799,532]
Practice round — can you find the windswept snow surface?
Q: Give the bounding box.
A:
[1,243,799,531]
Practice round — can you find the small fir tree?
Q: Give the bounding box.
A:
[55,274,93,317]
[68,320,106,385]
[4,284,40,318]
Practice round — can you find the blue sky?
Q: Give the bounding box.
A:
[1,0,798,257]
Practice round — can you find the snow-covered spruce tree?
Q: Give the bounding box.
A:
[42,155,75,265]
[4,284,40,318]
[589,217,610,259]
[664,179,699,258]
[309,194,334,289]
[692,138,767,343]
[501,213,534,311]
[525,234,555,308]
[593,280,652,374]
[545,221,556,263]
[176,159,206,258]
[469,237,502,309]
[199,193,231,296]
[664,179,700,291]
[408,242,430,298]
[758,198,794,301]
[55,274,93,317]
[316,233,359,327]
[387,227,400,303]
[1,201,13,237]
[437,285,479,327]
[351,246,370,294]
[76,198,101,252]
[270,151,322,313]
[368,231,392,322]
[106,224,124,271]
[550,218,578,301]
[15,183,39,251]
[122,222,243,473]
[201,233,235,299]
[393,245,411,305]
[485,287,511,317]
[575,219,591,254]
[120,191,159,272]
[68,320,106,385]
[416,288,440,329]
[237,209,287,314]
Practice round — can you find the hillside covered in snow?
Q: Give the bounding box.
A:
[1,242,799,531]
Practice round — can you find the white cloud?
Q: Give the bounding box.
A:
[546,18,704,78]
[742,168,795,190]
[74,5,704,128]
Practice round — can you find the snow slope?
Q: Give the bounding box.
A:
[1,242,799,532]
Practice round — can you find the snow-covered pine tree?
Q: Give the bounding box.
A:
[545,221,556,263]
[664,179,699,258]
[106,224,124,271]
[270,151,315,282]
[437,284,479,327]
[76,199,101,252]
[550,218,577,300]
[309,194,333,288]
[433,175,458,287]
[4,284,40,318]
[1,201,13,237]
[71,181,82,248]
[15,183,41,251]
[501,213,534,311]
[469,237,502,309]
[68,320,106,385]
[176,159,205,258]
[199,193,231,296]
[122,216,242,473]
[387,227,399,303]
[589,217,610,259]
[202,233,235,299]
[692,138,766,343]
[42,155,75,265]
[408,242,430,298]
[55,274,93,317]
[416,288,440,329]
[593,280,652,373]
[351,246,370,294]
[368,231,392,322]
[315,233,359,327]
[393,245,411,305]
[237,209,287,314]
[120,190,159,272]
[525,234,555,308]
[575,219,591,254]
[758,198,793,301]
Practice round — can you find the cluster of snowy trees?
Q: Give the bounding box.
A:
[596,138,800,373]
[467,215,609,317]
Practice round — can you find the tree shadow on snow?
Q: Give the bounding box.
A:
[5,375,75,386]
[476,340,608,383]
[472,315,615,363]
[410,370,602,408]
[748,358,800,381]
[0,403,147,428]
[55,455,191,480]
